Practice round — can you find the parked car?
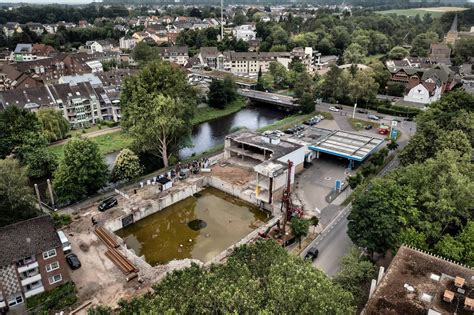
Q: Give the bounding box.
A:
[364,125,373,130]
[317,115,325,120]
[404,117,414,121]
[368,114,380,121]
[304,120,314,126]
[329,106,339,112]
[284,128,297,134]
[357,109,368,114]
[335,105,343,110]
[305,247,319,261]
[271,95,279,100]
[98,196,118,212]
[274,130,285,137]
[66,254,81,270]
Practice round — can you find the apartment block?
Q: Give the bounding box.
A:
[0,216,70,313]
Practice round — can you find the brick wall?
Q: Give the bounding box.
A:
[37,246,70,291]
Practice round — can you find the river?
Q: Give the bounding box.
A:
[179,105,287,158]
[103,105,287,165]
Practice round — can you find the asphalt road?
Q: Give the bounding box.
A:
[301,156,401,276]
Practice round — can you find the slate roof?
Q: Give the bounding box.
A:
[0,85,54,110]
[0,216,61,266]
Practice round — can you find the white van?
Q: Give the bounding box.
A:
[57,231,71,254]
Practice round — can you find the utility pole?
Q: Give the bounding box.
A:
[34,184,43,213]
[281,160,294,237]
[352,102,357,119]
[47,179,55,209]
[220,0,224,41]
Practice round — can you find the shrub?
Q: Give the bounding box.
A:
[26,282,77,313]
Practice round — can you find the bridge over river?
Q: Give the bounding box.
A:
[238,89,300,110]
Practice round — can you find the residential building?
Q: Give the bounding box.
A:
[197,47,228,70]
[49,81,102,128]
[364,245,474,315]
[156,46,189,66]
[0,216,70,313]
[13,43,55,62]
[13,44,35,62]
[429,43,451,65]
[233,24,257,42]
[31,44,56,58]
[85,41,101,54]
[0,85,56,112]
[0,64,43,90]
[3,22,22,37]
[24,22,44,36]
[119,36,137,51]
[460,63,474,95]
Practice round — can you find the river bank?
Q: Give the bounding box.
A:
[48,98,248,159]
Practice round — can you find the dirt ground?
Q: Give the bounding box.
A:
[64,209,149,312]
[210,163,254,186]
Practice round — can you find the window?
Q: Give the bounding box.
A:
[43,249,56,260]
[48,274,62,285]
[46,261,59,272]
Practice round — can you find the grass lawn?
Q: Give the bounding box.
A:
[49,130,132,159]
[192,98,246,125]
[375,7,468,18]
[348,118,379,131]
[69,125,114,136]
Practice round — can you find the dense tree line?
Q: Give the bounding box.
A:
[348,91,474,266]
[88,240,355,314]
[0,4,129,24]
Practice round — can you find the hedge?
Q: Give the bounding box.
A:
[26,282,77,314]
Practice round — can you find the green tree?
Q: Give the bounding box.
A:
[0,106,57,177]
[434,235,465,262]
[348,178,418,256]
[320,65,348,102]
[16,136,57,178]
[37,108,70,142]
[290,217,311,248]
[343,43,367,64]
[207,75,237,108]
[348,172,364,189]
[387,46,410,60]
[399,91,474,165]
[132,41,156,64]
[0,106,41,158]
[369,148,388,167]
[454,37,474,64]
[112,148,142,182]
[53,137,109,203]
[268,61,289,89]
[348,69,379,106]
[121,61,196,167]
[293,71,316,113]
[334,247,376,306]
[387,140,399,151]
[105,240,355,314]
[0,158,39,227]
[410,31,438,57]
[207,80,227,109]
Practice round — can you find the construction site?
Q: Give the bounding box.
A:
[63,127,385,311]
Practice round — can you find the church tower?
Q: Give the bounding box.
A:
[445,14,459,45]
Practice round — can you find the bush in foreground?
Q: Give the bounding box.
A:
[89,240,355,314]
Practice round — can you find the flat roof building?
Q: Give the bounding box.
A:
[285,127,384,169]
[365,245,474,315]
[224,130,305,205]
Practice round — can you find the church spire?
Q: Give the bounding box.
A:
[449,14,458,33]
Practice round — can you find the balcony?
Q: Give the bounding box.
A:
[17,261,38,273]
[21,273,42,286]
[24,285,44,298]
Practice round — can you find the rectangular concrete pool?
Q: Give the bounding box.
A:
[115,187,269,265]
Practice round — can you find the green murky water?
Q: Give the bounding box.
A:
[115,187,269,265]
